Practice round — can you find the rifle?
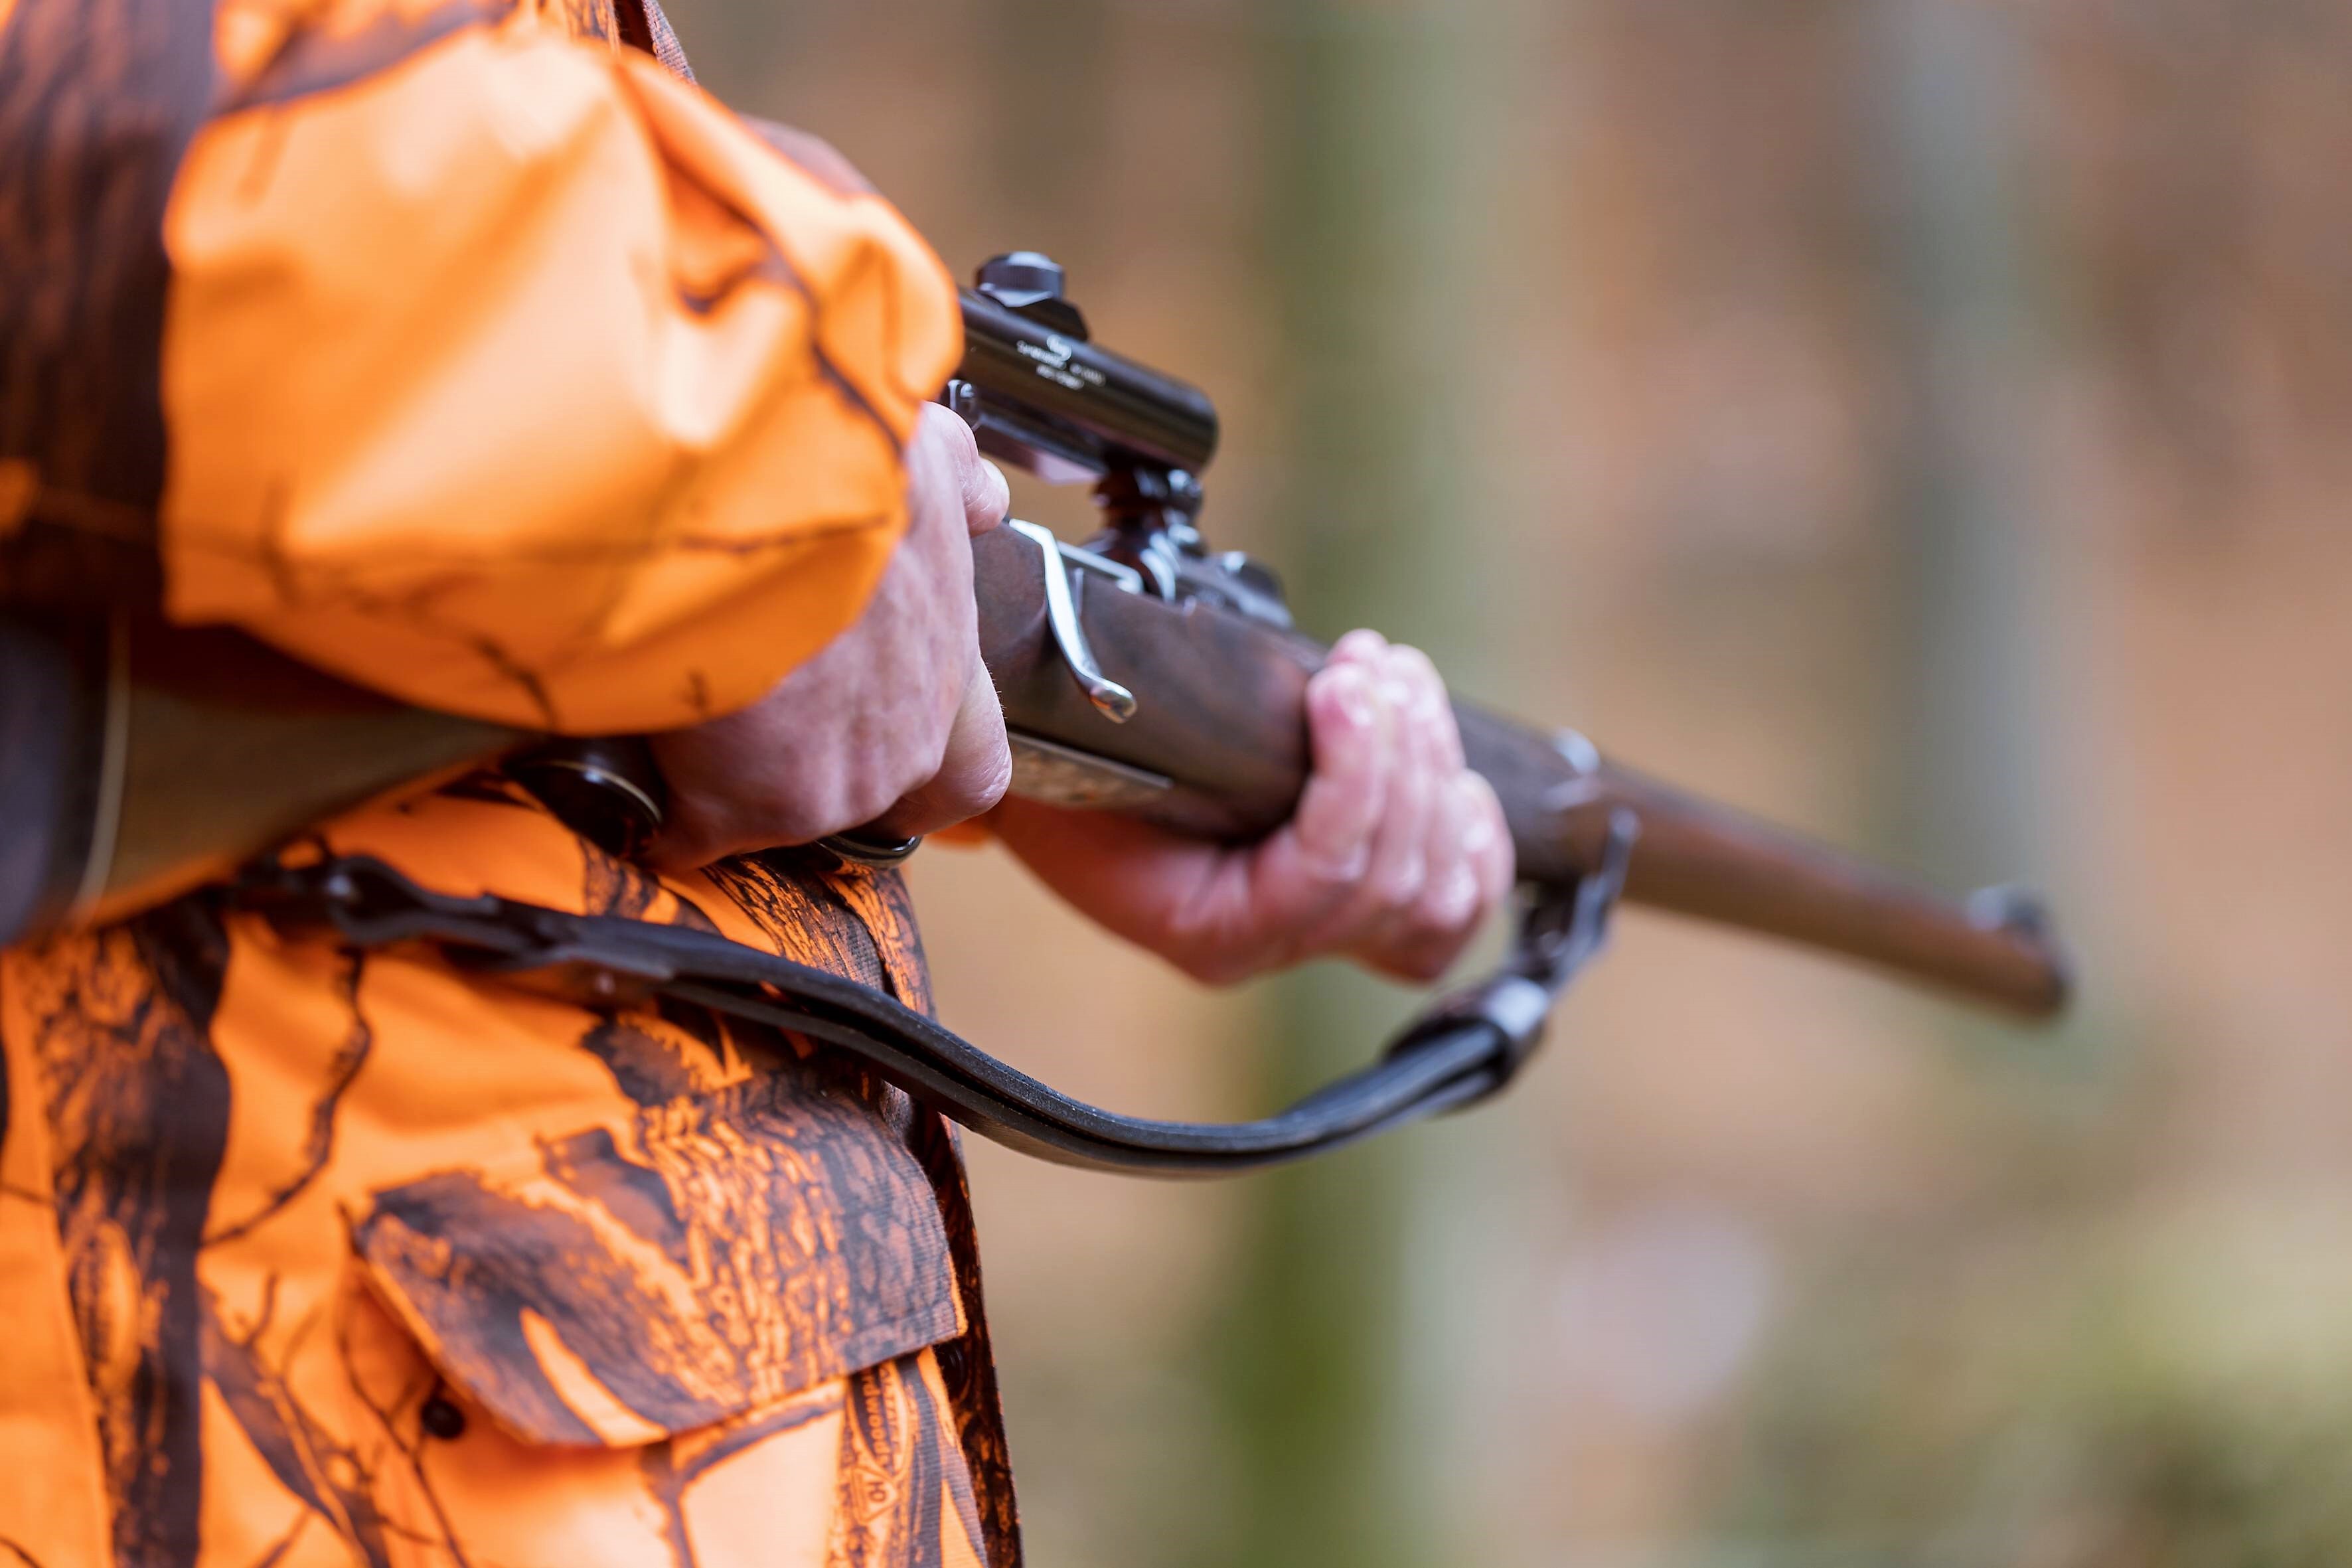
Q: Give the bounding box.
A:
[0,253,2068,1169]
[949,255,2065,1018]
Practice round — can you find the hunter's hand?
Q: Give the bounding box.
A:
[644,405,1012,870]
[988,631,1515,984]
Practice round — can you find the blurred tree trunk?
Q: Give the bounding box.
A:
[1868,0,2057,903]
[1190,7,1504,1567]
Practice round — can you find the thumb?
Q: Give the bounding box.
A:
[963,454,1010,536]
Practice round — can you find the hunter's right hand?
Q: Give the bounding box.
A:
[643,405,1013,871]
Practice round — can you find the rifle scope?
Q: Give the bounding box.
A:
[952,254,1219,483]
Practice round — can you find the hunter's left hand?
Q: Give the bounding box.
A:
[988,630,1515,984]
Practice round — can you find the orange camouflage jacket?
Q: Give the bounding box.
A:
[0,1,1016,1564]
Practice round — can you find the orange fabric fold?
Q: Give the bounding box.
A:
[1,1,1017,1561]
[159,8,959,732]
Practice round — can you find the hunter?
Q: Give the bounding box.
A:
[0,0,1511,1563]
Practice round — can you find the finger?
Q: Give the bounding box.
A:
[1409,656,1478,935]
[1327,627,1389,669]
[1465,770,1516,910]
[875,658,1012,838]
[1388,645,1463,772]
[1395,771,1518,980]
[1215,660,1395,972]
[642,672,808,872]
[1286,658,1390,880]
[1372,773,1500,981]
[1112,631,1397,982]
[1358,651,1467,973]
[1290,630,1392,880]
[917,402,1008,537]
[1397,649,1470,927]
[1417,779,1481,945]
[988,796,1272,984]
[1327,641,1434,951]
[964,457,1010,536]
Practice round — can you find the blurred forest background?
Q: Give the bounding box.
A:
[664,0,2352,1563]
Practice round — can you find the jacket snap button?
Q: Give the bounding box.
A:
[420,1395,468,1441]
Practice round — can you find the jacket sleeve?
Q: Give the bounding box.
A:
[159,3,961,734]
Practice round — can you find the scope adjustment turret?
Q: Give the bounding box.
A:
[976,250,1089,340]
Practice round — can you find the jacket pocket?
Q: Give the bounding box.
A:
[348,1067,962,1447]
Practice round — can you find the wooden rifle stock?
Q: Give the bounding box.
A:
[972,525,2070,1020]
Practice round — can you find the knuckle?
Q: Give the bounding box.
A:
[1393,643,1442,688]
[1468,769,1504,817]
[1306,850,1370,892]
[968,464,1011,531]
[967,743,1014,815]
[840,776,902,833]
[1373,858,1426,915]
[1433,702,1468,751]
[867,740,940,820]
[1293,824,1373,888]
[1433,878,1483,936]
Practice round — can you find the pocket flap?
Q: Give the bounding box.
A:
[350,1071,961,1447]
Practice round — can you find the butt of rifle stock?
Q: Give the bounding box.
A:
[0,613,520,945]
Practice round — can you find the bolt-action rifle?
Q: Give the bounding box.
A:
[0,252,2069,1174]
